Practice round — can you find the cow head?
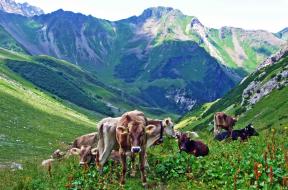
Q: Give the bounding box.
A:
[128,121,147,153]
[70,145,98,165]
[51,149,65,159]
[176,132,191,152]
[163,117,176,137]
[244,124,259,136]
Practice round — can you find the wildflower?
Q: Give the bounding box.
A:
[269,166,273,183]
[254,162,262,181]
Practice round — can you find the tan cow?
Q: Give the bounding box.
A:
[214,112,237,136]
[116,111,153,186]
[146,117,175,147]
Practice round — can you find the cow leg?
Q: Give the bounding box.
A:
[119,148,127,185]
[214,125,221,136]
[144,153,150,169]
[139,149,147,187]
[228,126,233,137]
[130,152,137,177]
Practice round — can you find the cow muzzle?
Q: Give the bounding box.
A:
[79,161,86,166]
[131,146,141,153]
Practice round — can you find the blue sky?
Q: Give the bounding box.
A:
[16,0,288,32]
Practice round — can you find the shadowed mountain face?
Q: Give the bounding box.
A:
[0,0,43,17]
[0,6,286,114]
[276,27,288,41]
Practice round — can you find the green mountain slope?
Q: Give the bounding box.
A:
[177,49,288,131]
[0,48,171,117]
[0,25,27,53]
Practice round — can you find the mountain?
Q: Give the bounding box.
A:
[177,47,288,131]
[0,48,173,118]
[276,27,288,41]
[0,0,43,17]
[0,6,286,113]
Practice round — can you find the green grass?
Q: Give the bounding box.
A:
[0,68,97,162]
[1,128,287,189]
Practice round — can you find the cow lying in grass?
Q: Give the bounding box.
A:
[214,124,259,141]
[176,132,209,157]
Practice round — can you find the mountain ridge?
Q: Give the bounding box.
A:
[0,6,286,113]
[0,0,43,17]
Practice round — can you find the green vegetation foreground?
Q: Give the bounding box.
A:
[1,128,287,189]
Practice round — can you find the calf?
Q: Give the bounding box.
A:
[214,124,259,141]
[116,111,153,186]
[214,112,237,136]
[70,145,98,165]
[176,132,209,157]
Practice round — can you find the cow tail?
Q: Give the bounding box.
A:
[98,123,104,143]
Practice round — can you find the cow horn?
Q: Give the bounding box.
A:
[91,148,99,155]
[70,148,80,155]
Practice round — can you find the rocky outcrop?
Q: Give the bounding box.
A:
[257,46,288,70]
[242,65,288,106]
[0,0,43,17]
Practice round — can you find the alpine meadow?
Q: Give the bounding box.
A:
[0,0,287,189]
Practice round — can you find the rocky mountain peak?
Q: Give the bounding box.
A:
[0,0,43,17]
[190,17,204,28]
[138,6,183,21]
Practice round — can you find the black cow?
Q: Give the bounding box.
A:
[214,124,259,141]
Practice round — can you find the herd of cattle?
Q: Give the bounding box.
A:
[41,110,259,186]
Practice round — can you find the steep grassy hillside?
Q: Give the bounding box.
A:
[177,52,288,131]
[0,48,172,118]
[0,52,98,162]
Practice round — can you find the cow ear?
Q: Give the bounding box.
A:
[70,148,80,155]
[117,126,127,134]
[164,118,171,126]
[146,125,156,135]
[125,114,131,122]
[91,148,99,155]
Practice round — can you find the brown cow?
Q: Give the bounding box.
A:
[71,132,98,149]
[176,132,209,157]
[116,111,153,186]
[95,115,176,172]
[214,112,237,136]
